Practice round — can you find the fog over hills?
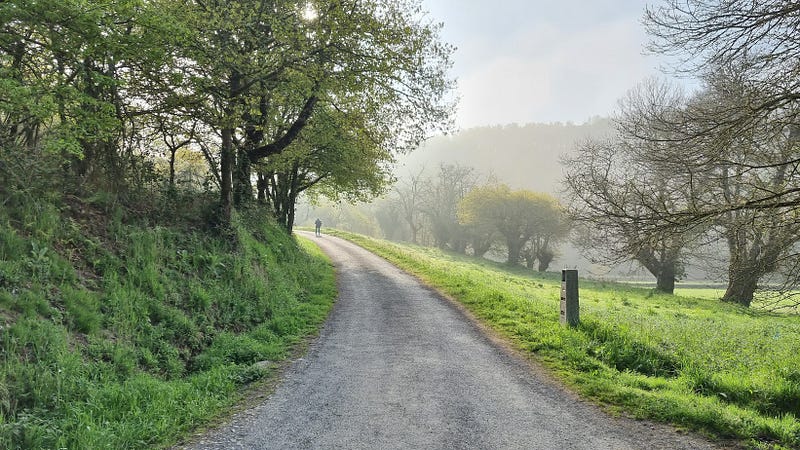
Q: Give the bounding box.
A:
[396,118,615,196]
[394,118,720,282]
[302,118,719,283]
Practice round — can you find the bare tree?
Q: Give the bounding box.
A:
[563,138,692,294]
[394,168,427,245]
[419,163,478,252]
[643,0,800,218]
[566,71,800,302]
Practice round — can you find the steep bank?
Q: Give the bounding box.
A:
[0,191,336,449]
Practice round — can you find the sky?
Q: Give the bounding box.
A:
[420,0,684,128]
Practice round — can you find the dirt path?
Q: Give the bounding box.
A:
[184,232,719,449]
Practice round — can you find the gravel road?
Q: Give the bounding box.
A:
[184,232,719,450]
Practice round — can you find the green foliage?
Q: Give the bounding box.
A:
[459,183,568,266]
[0,197,336,449]
[333,230,800,449]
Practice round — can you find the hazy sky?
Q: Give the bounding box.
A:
[421,0,679,128]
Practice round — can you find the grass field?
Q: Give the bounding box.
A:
[330,230,800,449]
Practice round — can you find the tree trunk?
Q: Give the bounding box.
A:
[472,240,490,258]
[234,147,252,206]
[722,228,770,307]
[409,221,419,244]
[636,246,677,295]
[168,147,177,189]
[721,270,758,307]
[537,251,554,272]
[285,162,300,233]
[506,239,522,265]
[523,254,535,269]
[220,69,242,225]
[655,263,676,294]
[220,127,234,224]
[256,171,267,204]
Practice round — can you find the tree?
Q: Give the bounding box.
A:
[520,205,569,272]
[459,184,567,267]
[259,106,395,231]
[563,81,694,293]
[688,76,800,306]
[419,164,478,252]
[393,168,427,244]
[643,0,800,218]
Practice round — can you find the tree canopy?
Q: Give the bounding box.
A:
[0,0,455,231]
[459,184,568,269]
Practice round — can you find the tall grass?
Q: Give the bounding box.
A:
[0,194,336,449]
[333,230,800,449]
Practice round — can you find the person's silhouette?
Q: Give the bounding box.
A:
[314,218,322,237]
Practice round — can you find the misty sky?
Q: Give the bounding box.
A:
[422,0,683,128]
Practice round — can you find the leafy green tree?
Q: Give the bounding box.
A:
[179,0,454,224]
[459,184,567,267]
[0,0,180,192]
[259,106,395,231]
[520,202,569,272]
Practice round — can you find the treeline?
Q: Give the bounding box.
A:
[311,164,569,272]
[0,0,453,229]
[564,0,800,307]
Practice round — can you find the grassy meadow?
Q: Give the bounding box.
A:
[331,230,800,449]
[0,192,336,449]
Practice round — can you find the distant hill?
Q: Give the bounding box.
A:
[396,118,615,196]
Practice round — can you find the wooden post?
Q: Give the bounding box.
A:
[560,269,579,327]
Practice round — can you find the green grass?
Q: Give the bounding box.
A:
[331,230,800,449]
[0,193,336,449]
[673,287,726,299]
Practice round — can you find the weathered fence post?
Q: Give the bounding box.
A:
[560,269,579,327]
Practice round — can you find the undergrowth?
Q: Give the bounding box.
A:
[332,230,800,450]
[0,191,336,449]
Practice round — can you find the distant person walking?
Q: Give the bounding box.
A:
[315,218,322,237]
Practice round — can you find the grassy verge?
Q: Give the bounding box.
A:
[330,230,800,449]
[0,192,336,449]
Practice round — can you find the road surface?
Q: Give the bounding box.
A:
[185,232,718,449]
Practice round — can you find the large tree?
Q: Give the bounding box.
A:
[564,137,691,294]
[686,75,800,306]
[640,2,800,302]
[180,0,454,224]
[563,80,695,294]
[259,106,395,231]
